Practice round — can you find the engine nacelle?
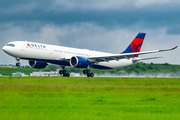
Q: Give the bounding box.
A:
[29,61,48,69]
[70,56,89,68]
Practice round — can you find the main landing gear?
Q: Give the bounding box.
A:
[15,58,21,66]
[59,66,70,77]
[83,70,94,77]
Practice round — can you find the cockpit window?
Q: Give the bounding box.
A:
[6,44,15,47]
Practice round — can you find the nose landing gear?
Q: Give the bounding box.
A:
[15,58,21,66]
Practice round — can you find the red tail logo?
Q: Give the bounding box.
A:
[122,33,146,57]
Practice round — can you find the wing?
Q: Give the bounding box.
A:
[88,46,178,63]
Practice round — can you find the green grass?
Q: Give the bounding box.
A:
[0,77,180,120]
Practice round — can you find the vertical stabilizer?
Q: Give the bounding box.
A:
[122,32,146,57]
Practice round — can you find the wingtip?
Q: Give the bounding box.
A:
[172,46,178,50]
[159,46,178,52]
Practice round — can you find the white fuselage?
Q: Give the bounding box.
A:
[3,41,135,69]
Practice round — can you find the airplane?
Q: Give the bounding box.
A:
[2,32,178,77]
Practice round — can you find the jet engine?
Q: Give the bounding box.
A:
[29,60,48,69]
[70,56,89,68]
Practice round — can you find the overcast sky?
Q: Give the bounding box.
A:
[0,0,180,65]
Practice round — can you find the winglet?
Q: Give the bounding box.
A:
[159,46,178,52]
[171,46,178,50]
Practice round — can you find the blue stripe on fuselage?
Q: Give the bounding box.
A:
[20,58,70,66]
[21,58,113,69]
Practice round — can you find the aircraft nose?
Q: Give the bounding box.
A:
[2,45,17,57]
[2,46,9,54]
[2,46,6,52]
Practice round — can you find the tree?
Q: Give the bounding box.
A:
[127,67,133,72]
[147,65,153,70]
[135,64,140,69]
[163,62,169,66]
[141,67,146,71]
[47,64,59,71]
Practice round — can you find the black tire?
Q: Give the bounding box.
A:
[66,73,70,77]
[87,73,90,77]
[90,73,94,77]
[83,70,87,74]
[63,73,66,77]
[62,70,66,74]
[59,70,63,74]
[16,63,21,66]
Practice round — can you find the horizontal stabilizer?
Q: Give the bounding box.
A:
[132,57,162,62]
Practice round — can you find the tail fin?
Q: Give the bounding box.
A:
[122,32,146,57]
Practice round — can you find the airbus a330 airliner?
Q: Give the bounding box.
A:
[2,33,177,77]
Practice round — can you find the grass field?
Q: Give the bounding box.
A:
[0,77,180,120]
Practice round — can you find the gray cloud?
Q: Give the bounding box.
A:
[0,1,179,65]
[0,0,53,13]
[1,6,180,36]
[1,0,180,14]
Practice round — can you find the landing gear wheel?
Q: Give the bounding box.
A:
[83,70,87,74]
[87,73,94,77]
[87,70,90,77]
[90,73,94,77]
[59,70,63,74]
[59,66,69,77]
[63,73,70,77]
[87,73,90,77]
[62,70,66,74]
[63,73,66,77]
[16,63,21,66]
[66,73,70,77]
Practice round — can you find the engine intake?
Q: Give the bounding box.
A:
[70,56,89,68]
[29,61,48,69]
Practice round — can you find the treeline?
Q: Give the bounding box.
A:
[47,62,180,76]
[67,62,180,76]
[0,62,180,76]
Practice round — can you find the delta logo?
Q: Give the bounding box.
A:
[27,43,30,47]
[27,43,46,48]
